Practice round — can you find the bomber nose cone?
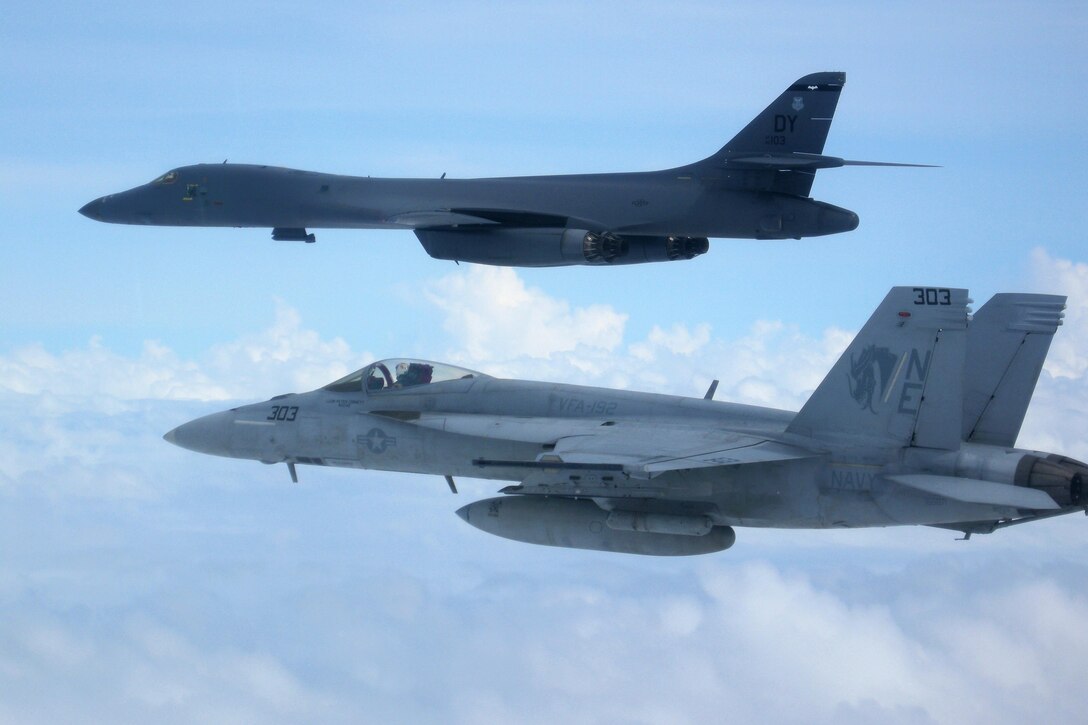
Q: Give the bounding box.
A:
[79,198,103,220]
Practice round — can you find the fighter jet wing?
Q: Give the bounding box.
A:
[427,415,816,476]
[483,423,816,501]
[549,423,817,479]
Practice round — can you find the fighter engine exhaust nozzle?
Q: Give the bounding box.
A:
[1017,454,1088,506]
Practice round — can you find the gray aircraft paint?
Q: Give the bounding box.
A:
[164,288,1086,556]
[79,72,930,268]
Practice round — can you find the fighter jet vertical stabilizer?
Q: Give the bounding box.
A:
[962,294,1067,446]
[786,286,971,447]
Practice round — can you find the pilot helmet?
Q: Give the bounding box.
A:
[396,362,409,376]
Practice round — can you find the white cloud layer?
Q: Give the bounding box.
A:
[4,251,1088,722]
[0,301,368,404]
[425,265,628,362]
[1033,247,1088,380]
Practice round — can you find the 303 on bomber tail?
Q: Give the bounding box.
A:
[164,287,1084,556]
[80,72,932,268]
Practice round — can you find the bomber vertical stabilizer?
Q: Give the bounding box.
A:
[718,72,846,159]
[787,287,970,448]
[692,72,846,197]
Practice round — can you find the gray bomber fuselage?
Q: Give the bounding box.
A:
[79,162,859,240]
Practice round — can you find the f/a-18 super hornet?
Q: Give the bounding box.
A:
[164,287,1085,556]
[80,72,929,268]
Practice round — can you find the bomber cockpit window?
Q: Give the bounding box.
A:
[323,358,483,394]
[151,170,178,185]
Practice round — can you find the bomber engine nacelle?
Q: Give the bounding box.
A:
[415,228,709,267]
[456,496,736,556]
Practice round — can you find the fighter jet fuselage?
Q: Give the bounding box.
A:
[165,289,1087,555]
[80,73,928,267]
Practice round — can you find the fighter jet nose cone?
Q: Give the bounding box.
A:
[845,211,860,231]
[161,410,245,458]
[162,418,214,453]
[455,504,471,523]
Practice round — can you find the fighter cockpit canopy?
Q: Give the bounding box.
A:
[323,358,485,394]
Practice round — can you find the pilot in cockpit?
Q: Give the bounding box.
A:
[395,361,434,388]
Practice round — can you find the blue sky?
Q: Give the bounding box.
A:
[2,2,1088,722]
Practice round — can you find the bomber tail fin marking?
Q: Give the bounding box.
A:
[693,72,845,197]
[690,72,935,197]
[719,72,845,158]
[787,287,970,449]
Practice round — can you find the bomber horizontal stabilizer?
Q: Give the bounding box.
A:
[839,159,939,167]
[723,152,938,171]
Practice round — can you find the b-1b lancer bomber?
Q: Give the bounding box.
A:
[81,72,928,268]
[165,287,1086,555]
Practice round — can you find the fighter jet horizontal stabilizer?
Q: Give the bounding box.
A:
[888,475,1060,511]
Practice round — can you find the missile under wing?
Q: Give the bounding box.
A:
[163,287,1084,556]
[80,72,931,268]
